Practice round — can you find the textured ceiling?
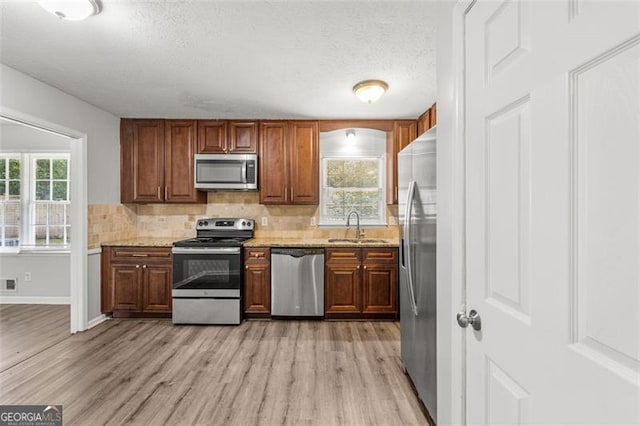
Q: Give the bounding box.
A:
[0,1,437,119]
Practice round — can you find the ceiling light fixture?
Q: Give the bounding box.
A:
[37,0,101,21]
[345,129,356,142]
[352,79,389,104]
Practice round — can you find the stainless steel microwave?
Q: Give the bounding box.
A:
[194,154,258,190]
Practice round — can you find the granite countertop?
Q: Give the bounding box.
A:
[101,237,178,247]
[243,237,399,248]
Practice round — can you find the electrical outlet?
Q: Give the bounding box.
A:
[1,278,17,291]
[24,272,31,282]
[261,217,268,226]
[310,216,316,226]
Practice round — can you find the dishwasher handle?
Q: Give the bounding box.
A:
[271,247,324,258]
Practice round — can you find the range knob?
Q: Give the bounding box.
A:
[241,220,247,227]
[198,221,204,227]
[203,221,209,227]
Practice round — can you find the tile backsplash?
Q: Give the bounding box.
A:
[89,192,399,248]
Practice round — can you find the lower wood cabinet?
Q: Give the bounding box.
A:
[101,246,172,317]
[244,247,271,318]
[325,248,398,320]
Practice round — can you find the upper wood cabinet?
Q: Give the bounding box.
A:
[121,119,205,204]
[418,103,437,135]
[197,120,258,154]
[121,119,165,203]
[389,120,417,204]
[259,120,319,205]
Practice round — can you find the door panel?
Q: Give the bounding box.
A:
[464,1,640,424]
[131,120,164,202]
[228,121,258,153]
[112,264,141,311]
[165,120,201,203]
[197,120,227,154]
[142,265,172,312]
[259,122,288,204]
[289,121,319,204]
[325,264,360,314]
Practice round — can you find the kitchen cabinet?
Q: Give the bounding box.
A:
[325,247,398,319]
[244,247,271,318]
[121,119,206,204]
[389,120,417,204]
[417,103,437,135]
[197,120,258,154]
[101,246,173,317]
[259,121,319,205]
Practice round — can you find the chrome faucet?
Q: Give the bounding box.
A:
[346,210,362,239]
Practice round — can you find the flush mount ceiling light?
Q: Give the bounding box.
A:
[352,80,389,104]
[345,129,356,142]
[37,0,101,21]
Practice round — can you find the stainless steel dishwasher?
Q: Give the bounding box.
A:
[271,248,324,317]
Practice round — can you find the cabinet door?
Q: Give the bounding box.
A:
[111,264,142,311]
[259,121,288,204]
[362,248,398,317]
[362,262,398,315]
[428,104,437,129]
[244,263,271,316]
[197,120,228,153]
[390,120,417,204]
[289,121,319,204]
[165,120,204,203]
[141,264,172,312]
[121,119,165,203]
[229,121,258,153]
[325,262,361,315]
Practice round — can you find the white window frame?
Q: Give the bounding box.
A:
[0,152,71,251]
[0,154,21,248]
[319,154,387,226]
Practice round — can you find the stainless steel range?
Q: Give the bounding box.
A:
[171,218,254,325]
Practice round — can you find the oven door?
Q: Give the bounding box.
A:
[171,247,241,297]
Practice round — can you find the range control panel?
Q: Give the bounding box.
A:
[196,218,254,231]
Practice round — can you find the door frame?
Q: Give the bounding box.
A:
[438,0,475,424]
[0,106,88,334]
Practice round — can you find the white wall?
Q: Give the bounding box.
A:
[0,123,72,151]
[0,64,120,323]
[435,1,464,426]
[0,64,120,205]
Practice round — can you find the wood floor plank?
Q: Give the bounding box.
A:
[0,313,429,425]
[0,304,70,372]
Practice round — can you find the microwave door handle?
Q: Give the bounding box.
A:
[241,161,248,183]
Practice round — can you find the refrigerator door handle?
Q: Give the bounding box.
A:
[404,180,418,316]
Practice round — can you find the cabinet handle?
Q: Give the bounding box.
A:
[395,186,398,202]
[285,187,288,201]
[132,254,149,257]
[253,253,259,258]
[157,186,161,199]
[136,265,140,269]
[357,265,360,269]
[143,265,147,269]
[245,265,249,269]
[364,265,367,270]
[165,186,168,200]
[291,187,294,201]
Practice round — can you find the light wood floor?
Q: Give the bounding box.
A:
[0,313,429,425]
[0,304,70,372]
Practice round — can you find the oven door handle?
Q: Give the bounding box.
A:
[171,247,241,255]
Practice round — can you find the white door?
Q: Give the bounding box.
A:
[464,1,640,424]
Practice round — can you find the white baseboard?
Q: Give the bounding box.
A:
[87,314,108,329]
[0,296,70,305]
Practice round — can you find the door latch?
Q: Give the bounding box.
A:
[456,309,482,331]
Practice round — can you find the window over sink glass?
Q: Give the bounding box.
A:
[319,128,386,226]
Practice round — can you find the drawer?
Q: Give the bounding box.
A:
[363,248,397,264]
[326,248,360,263]
[245,247,270,262]
[110,247,172,260]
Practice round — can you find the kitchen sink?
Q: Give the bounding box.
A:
[327,238,388,244]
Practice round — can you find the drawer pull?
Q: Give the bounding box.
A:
[132,254,149,257]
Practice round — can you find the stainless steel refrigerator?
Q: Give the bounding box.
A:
[398,127,437,419]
